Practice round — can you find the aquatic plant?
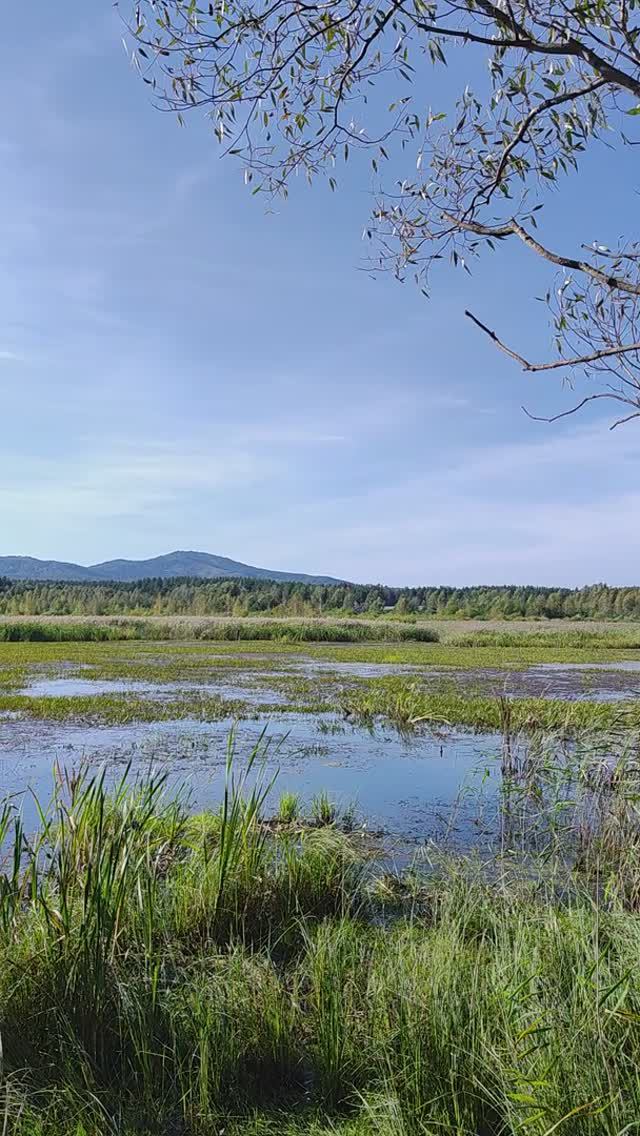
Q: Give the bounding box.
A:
[311,792,338,827]
[277,791,301,823]
[339,678,640,734]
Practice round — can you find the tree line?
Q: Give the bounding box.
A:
[1,578,639,620]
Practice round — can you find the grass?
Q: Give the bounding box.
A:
[311,791,338,826]
[0,691,262,724]
[5,611,640,641]
[3,683,638,732]
[339,678,640,733]
[6,628,640,1133]
[277,791,301,823]
[3,634,640,677]
[8,616,640,649]
[205,639,640,665]
[3,744,640,1135]
[450,626,640,648]
[0,619,440,644]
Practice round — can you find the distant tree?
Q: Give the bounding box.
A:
[364,586,385,613]
[124,0,640,426]
[394,593,411,615]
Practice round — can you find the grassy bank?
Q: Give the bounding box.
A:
[1,754,640,1136]
[450,626,640,648]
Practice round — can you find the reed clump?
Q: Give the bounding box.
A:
[0,619,440,644]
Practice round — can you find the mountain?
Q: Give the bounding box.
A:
[0,551,342,585]
[0,557,97,582]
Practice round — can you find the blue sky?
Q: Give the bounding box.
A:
[1,2,638,586]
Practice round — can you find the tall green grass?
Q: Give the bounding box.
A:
[0,621,131,642]
[2,742,640,1134]
[0,619,439,644]
[450,626,640,648]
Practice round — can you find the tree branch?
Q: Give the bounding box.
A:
[474,0,640,98]
[465,310,640,371]
[442,211,640,296]
[464,310,531,367]
[581,244,640,261]
[410,16,535,47]
[475,78,607,207]
[523,395,640,428]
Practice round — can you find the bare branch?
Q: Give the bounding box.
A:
[465,311,640,371]
[464,310,531,368]
[610,411,640,429]
[523,392,637,423]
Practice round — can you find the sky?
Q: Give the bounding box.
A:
[1,3,639,586]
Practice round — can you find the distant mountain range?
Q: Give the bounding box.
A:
[0,552,342,585]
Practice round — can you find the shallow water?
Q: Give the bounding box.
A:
[292,658,640,700]
[21,663,640,705]
[0,711,501,842]
[23,678,169,697]
[4,649,638,848]
[20,677,285,704]
[293,661,421,678]
[418,665,640,702]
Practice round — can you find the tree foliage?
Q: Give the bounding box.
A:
[124,0,640,424]
[3,575,640,618]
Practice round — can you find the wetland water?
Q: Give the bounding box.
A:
[16,655,640,703]
[0,712,500,842]
[1,644,639,842]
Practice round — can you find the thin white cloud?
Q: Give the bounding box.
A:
[234,426,346,445]
[0,441,274,522]
[206,420,640,584]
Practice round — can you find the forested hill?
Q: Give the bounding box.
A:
[0,579,639,620]
[0,551,340,585]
